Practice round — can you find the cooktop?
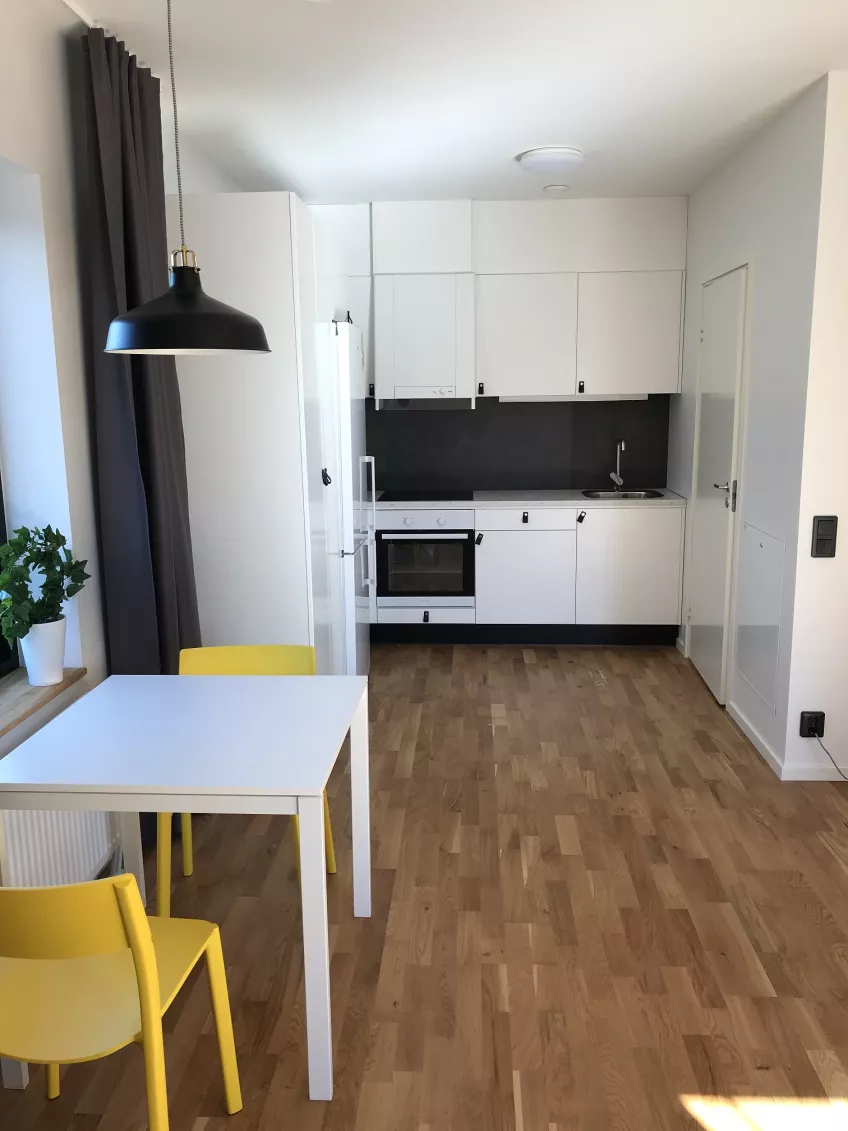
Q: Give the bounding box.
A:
[378,490,474,502]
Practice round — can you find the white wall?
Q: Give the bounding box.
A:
[0,164,81,665]
[783,73,848,777]
[670,79,828,771]
[168,192,312,648]
[0,2,105,680]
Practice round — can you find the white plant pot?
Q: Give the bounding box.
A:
[21,618,66,686]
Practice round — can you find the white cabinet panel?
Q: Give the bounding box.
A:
[576,507,683,625]
[475,530,576,624]
[374,274,474,399]
[476,508,577,531]
[475,274,577,398]
[372,201,473,274]
[576,271,683,395]
[473,199,688,274]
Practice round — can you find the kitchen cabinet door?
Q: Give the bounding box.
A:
[475,273,578,398]
[475,530,576,624]
[576,507,683,624]
[374,273,474,399]
[576,271,683,395]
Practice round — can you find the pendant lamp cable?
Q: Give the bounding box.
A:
[167,0,185,248]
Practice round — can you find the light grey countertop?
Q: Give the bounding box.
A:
[376,488,686,509]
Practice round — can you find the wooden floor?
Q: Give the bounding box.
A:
[5,644,848,1131]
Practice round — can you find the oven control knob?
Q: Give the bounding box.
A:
[437,517,446,526]
[403,517,414,526]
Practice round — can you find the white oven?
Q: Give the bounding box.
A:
[375,510,475,609]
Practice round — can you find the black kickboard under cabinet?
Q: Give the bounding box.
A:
[371,624,680,647]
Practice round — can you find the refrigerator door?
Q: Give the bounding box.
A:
[334,322,372,675]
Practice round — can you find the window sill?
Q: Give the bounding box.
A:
[0,667,86,740]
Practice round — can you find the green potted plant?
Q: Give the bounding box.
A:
[0,526,90,686]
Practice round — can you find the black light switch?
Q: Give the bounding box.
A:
[811,515,838,558]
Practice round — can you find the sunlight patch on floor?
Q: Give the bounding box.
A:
[682,1096,848,1131]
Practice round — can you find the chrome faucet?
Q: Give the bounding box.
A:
[610,440,625,490]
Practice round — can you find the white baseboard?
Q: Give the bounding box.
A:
[676,636,686,657]
[779,764,848,782]
[727,702,784,779]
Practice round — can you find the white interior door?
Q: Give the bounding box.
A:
[688,266,748,702]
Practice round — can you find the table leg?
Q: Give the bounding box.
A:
[350,686,371,917]
[298,794,333,1101]
[117,812,147,907]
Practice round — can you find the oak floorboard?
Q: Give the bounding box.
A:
[3,644,848,1130]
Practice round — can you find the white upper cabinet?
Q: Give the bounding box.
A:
[372,201,473,274]
[476,274,578,398]
[374,273,475,399]
[472,198,687,274]
[576,271,683,395]
[576,506,684,625]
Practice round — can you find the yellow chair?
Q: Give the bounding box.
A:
[155,645,337,917]
[0,874,241,1129]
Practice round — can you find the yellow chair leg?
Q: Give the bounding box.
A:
[323,792,337,875]
[46,1063,60,1100]
[141,1023,169,1131]
[181,813,194,877]
[205,929,243,1114]
[156,812,172,919]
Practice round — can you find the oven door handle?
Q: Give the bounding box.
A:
[379,533,470,541]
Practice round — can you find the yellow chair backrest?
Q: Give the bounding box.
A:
[179,645,316,677]
[0,874,148,961]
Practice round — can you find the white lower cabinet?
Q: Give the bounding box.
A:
[475,529,576,624]
[575,507,683,624]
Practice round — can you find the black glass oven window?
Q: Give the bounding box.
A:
[385,539,466,595]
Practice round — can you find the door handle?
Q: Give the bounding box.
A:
[713,482,730,491]
[522,511,529,524]
[423,611,430,623]
[475,533,483,545]
[577,511,586,523]
[322,468,332,486]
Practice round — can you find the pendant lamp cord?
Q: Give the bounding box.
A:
[167,0,185,248]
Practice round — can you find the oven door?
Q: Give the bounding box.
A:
[376,531,475,605]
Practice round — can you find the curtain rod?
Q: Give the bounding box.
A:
[61,1,160,79]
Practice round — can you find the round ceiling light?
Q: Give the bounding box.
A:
[516,146,583,174]
[543,184,570,195]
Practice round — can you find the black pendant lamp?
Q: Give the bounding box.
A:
[105,0,269,356]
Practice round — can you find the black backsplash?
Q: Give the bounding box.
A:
[367,396,670,492]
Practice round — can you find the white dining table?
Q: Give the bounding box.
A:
[0,673,371,1101]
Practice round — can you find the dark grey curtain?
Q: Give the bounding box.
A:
[78,28,200,674]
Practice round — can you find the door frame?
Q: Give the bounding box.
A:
[684,263,750,704]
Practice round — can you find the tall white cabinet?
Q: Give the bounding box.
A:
[168,192,342,673]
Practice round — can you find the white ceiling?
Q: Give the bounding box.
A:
[84,0,848,202]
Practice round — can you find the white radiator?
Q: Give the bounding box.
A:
[0,809,115,887]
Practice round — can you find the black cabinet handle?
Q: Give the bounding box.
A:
[368,383,375,397]
[478,382,485,395]
[321,468,332,486]
[577,510,587,523]
[423,610,430,623]
[522,511,529,524]
[578,380,585,394]
[475,533,483,545]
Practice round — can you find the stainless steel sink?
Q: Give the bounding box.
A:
[582,489,664,500]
